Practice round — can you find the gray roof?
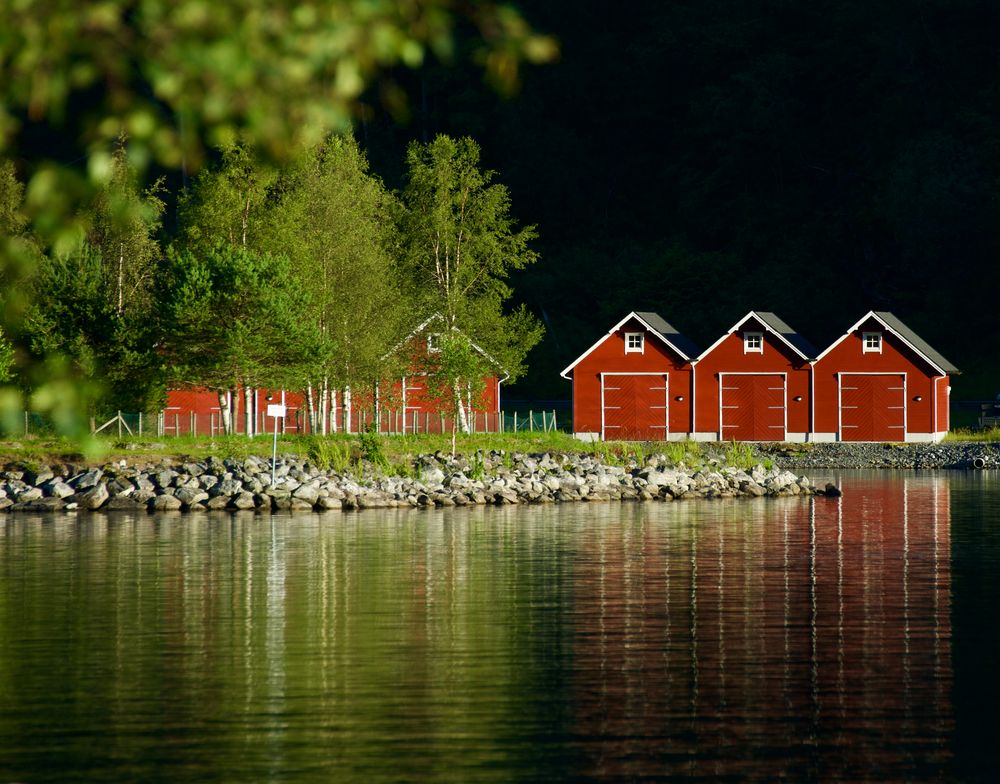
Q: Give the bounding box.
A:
[873,312,960,374]
[634,311,701,360]
[753,312,818,360]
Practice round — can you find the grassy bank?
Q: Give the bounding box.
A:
[0,432,759,473]
[2,427,997,474]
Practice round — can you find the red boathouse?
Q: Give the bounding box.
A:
[560,312,700,441]
[811,311,959,443]
[692,312,816,442]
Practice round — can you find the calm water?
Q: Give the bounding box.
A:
[1,471,999,783]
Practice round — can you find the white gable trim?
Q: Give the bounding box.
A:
[812,311,947,375]
[560,311,693,379]
[386,312,509,380]
[695,311,811,362]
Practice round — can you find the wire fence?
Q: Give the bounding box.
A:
[2,409,561,438]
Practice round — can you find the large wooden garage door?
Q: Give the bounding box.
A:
[720,374,785,441]
[840,374,905,441]
[602,374,668,441]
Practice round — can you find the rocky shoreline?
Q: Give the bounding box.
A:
[0,451,838,514]
[758,441,1000,470]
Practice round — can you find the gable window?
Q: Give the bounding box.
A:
[862,332,882,353]
[744,332,763,354]
[625,332,644,354]
[426,333,440,353]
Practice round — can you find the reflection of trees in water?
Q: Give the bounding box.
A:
[568,479,953,781]
[0,485,953,781]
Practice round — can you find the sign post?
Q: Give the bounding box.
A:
[267,402,287,485]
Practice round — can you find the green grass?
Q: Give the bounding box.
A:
[944,427,1000,442]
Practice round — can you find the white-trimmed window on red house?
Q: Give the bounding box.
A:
[427,333,440,352]
[625,332,644,353]
[863,332,882,353]
[744,332,763,353]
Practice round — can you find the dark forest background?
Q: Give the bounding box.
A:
[354,0,1000,401]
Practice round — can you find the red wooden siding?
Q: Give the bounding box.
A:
[602,374,669,441]
[694,322,810,439]
[839,374,905,441]
[565,315,693,439]
[720,374,786,441]
[812,317,944,439]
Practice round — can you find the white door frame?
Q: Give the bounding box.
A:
[718,372,787,441]
[600,372,669,441]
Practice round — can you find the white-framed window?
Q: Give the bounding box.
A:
[625,332,644,354]
[426,333,440,352]
[862,332,882,353]
[744,332,763,354]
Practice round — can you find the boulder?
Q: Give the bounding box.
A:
[149,494,183,511]
[77,484,109,510]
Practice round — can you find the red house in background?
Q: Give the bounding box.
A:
[163,314,507,436]
[692,311,816,442]
[811,311,959,442]
[560,312,700,441]
[376,313,506,434]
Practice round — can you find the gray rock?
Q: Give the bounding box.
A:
[72,468,103,490]
[149,494,183,511]
[292,484,320,504]
[43,480,75,499]
[228,492,257,510]
[77,484,109,510]
[24,468,55,487]
[13,497,65,511]
[16,487,44,502]
[105,478,135,497]
[174,487,209,507]
[105,496,141,510]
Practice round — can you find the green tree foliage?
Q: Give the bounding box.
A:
[89,138,165,319]
[263,135,405,432]
[0,2,554,435]
[0,1,556,176]
[178,143,276,253]
[420,331,491,453]
[161,244,318,432]
[399,134,543,392]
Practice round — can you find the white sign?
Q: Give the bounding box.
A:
[267,404,287,418]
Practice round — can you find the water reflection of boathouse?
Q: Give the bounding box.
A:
[570,476,952,781]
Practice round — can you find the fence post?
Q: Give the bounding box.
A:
[191,411,196,437]
[513,411,518,432]
[529,409,533,432]
[552,410,557,431]
[174,413,180,437]
[138,412,143,436]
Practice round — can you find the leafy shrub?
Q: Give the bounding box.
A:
[306,436,351,472]
[358,425,390,471]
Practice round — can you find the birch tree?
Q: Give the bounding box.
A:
[177,145,278,433]
[398,135,543,430]
[264,136,405,433]
[89,137,165,320]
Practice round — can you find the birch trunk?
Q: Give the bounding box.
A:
[453,380,470,434]
[329,386,337,434]
[344,387,352,434]
[217,389,233,434]
[306,384,316,434]
[244,386,254,436]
